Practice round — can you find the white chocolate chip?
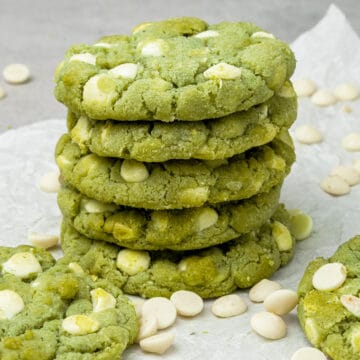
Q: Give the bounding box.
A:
[91,288,116,312]
[194,30,219,38]
[312,262,347,291]
[142,297,177,330]
[320,175,350,196]
[334,83,360,101]
[137,313,158,341]
[120,159,149,183]
[62,314,100,335]
[39,170,61,193]
[109,63,139,80]
[331,165,360,186]
[0,86,6,99]
[141,40,165,57]
[295,125,323,145]
[293,78,317,97]
[289,209,313,241]
[272,221,292,251]
[170,290,204,317]
[2,252,42,279]
[291,347,327,360]
[251,31,275,39]
[130,297,145,318]
[70,115,91,149]
[211,294,247,318]
[341,294,360,317]
[204,63,242,80]
[264,289,298,315]
[251,311,287,340]
[83,74,118,108]
[342,133,360,152]
[29,233,59,249]
[83,199,117,213]
[139,331,175,355]
[68,262,84,274]
[3,64,30,84]
[311,89,337,106]
[249,279,282,303]
[0,290,24,319]
[197,208,218,232]
[116,249,150,275]
[277,83,296,98]
[69,53,97,65]
[93,42,113,48]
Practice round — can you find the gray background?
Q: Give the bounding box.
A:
[0,0,359,130]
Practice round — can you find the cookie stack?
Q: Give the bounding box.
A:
[54,17,297,298]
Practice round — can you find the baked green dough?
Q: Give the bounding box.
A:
[67,88,297,162]
[0,246,138,359]
[54,17,295,122]
[298,235,360,360]
[58,184,281,251]
[56,133,294,210]
[61,205,295,299]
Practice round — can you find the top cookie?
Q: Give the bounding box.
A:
[54,17,295,121]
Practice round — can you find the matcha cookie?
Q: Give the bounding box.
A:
[298,235,360,360]
[0,246,138,359]
[54,17,295,122]
[61,205,295,299]
[67,88,297,162]
[56,132,294,210]
[58,184,281,251]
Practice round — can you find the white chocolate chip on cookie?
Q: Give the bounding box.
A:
[272,221,292,251]
[342,133,360,152]
[83,199,117,213]
[0,290,24,320]
[331,165,360,186]
[93,42,113,48]
[251,31,275,39]
[2,252,42,278]
[3,64,30,84]
[293,78,317,97]
[340,294,360,317]
[197,208,218,232]
[289,209,313,241]
[69,53,97,65]
[295,125,323,144]
[251,311,287,340]
[249,279,282,303]
[142,297,177,330]
[29,233,59,249]
[204,63,242,80]
[194,30,219,38]
[170,290,204,317]
[120,159,149,183]
[141,40,165,57]
[91,288,116,312]
[264,289,298,315]
[312,262,347,291]
[109,63,139,80]
[211,294,247,318]
[334,83,360,101]
[116,249,150,275]
[139,331,175,354]
[39,170,61,193]
[320,175,350,196]
[62,314,100,335]
[311,89,337,106]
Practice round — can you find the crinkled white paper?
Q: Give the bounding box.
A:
[0,5,359,359]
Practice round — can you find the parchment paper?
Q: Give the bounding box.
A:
[0,5,359,359]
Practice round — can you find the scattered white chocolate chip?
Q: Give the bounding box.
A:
[0,290,24,319]
[141,40,165,57]
[62,314,100,335]
[120,159,149,183]
[93,42,113,48]
[142,297,177,330]
[340,294,360,317]
[29,233,59,249]
[139,331,175,355]
[109,63,139,80]
[91,288,116,312]
[293,78,317,97]
[320,175,350,196]
[211,294,247,318]
[353,159,360,174]
[272,221,293,251]
[197,208,218,232]
[342,133,360,152]
[249,279,282,303]
[331,165,360,186]
[116,249,150,275]
[312,262,347,291]
[289,209,313,241]
[170,290,204,317]
[83,199,117,213]
[0,86,5,99]
[251,31,275,39]
[69,53,97,65]
[39,170,61,193]
[194,30,219,38]
[291,347,327,360]
[295,125,323,145]
[3,64,30,84]
[137,313,158,341]
[311,89,337,107]
[68,262,84,274]
[264,289,298,315]
[2,252,42,278]
[204,63,242,80]
[334,83,360,101]
[251,311,287,340]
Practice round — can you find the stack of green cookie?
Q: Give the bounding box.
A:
[53,17,298,298]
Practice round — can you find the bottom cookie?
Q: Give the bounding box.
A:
[0,245,138,359]
[61,205,295,299]
[298,235,360,360]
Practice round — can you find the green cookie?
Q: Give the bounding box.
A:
[58,184,281,251]
[54,17,295,122]
[67,88,297,162]
[298,235,360,360]
[56,132,294,210]
[61,205,295,299]
[0,246,138,359]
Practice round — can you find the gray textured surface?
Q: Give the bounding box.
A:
[0,0,359,130]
